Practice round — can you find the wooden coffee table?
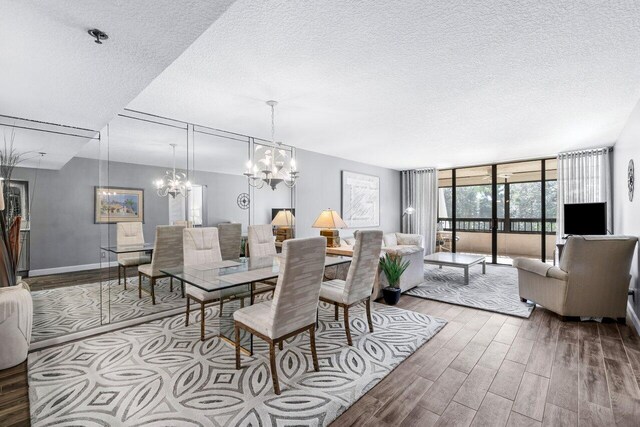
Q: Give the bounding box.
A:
[423,253,486,285]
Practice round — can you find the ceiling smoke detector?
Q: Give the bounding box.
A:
[88,28,109,44]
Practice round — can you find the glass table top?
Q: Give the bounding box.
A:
[161,255,351,292]
[100,243,155,254]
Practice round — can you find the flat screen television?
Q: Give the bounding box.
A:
[563,202,607,236]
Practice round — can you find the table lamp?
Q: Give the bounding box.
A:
[312,209,347,247]
[271,209,295,242]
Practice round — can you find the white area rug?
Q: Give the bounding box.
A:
[31,278,184,342]
[406,265,534,318]
[28,300,446,426]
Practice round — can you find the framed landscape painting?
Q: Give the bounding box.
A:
[94,187,144,224]
[341,171,380,228]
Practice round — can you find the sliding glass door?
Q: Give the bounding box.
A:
[437,158,557,265]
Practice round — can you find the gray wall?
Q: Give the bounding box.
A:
[14,150,401,272]
[613,98,640,324]
[294,148,402,238]
[14,157,252,272]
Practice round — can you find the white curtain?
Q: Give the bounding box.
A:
[402,169,438,254]
[556,148,612,241]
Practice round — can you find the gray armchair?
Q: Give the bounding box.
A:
[513,235,638,321]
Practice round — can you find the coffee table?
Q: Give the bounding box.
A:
[424,253,486,285]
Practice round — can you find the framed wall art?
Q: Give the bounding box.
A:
[341,171,380,228]
[94,186,144,224]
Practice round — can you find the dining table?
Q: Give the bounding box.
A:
[101,242,155,255]
[161,255,352,354]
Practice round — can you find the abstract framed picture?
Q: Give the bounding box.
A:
[341,171,380,228]
[94,187,144,224]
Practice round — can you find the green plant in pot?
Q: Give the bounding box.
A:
[379,253,409,305]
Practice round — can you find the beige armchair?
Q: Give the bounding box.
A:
[514,235,638,321]
[116,222,151,289]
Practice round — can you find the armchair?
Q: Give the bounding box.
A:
[513,235,638,321]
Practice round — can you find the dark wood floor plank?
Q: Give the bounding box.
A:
[489,359,526,401]
[375,377,434,424]
[541,403,577,426]
[399,404,439,427]
[450,341,488,374]
[330,395,381,427]
[435,401,476,427]
[419,367,468,415]
[577,400,615,427]
[453,365,497,410]
[512,372,550,421]
[470,391,512,427]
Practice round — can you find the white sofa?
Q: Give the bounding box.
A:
[339,232,425,298]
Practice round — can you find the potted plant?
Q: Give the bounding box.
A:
[379,253,410,305]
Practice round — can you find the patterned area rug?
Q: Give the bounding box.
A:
[28,300,446,426]
[31,278,184,342]
[406,264,534,318]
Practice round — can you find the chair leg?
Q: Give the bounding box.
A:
[219,297,224,316]
[520,297,527,302]
[170,277,173,292]
[180,280,185,298]
[200,302,206,341]
[118,264,122,287]
[138,272,143,299]
[278,341,283,350]
[365,298,374,333]
[334,303,339,320]
[185,296,190,326]
[310,324,319,372]
[235,324,241,369]
[151,277,156,305]
[617,317,627,325]
[123,265,127,290]
[344,306,353,346]
[240,297,244,308]
[269,342,281,395]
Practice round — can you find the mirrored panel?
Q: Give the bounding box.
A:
[0,118,104,344]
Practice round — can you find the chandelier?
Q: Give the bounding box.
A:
[155,143,191,198]
[244,100,299,190]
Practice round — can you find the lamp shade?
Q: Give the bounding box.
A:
[312,209,347,229]
[271,210,295,226]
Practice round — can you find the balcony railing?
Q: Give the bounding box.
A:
[439,218,557,234]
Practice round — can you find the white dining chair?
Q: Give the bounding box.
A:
[234,236,326,395]
[138,225,184,304]
[116,222,150,289]
[319,230,383,345]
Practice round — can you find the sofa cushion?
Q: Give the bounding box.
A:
[396,233,422,247]
[383,233,398,247]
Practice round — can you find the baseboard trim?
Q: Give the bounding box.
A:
[29,261,117,277]
[628,300,640,332]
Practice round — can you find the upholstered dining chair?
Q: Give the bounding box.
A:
[234,236,326,395]
[116,222,150,289]
[247,224,277,257]
[218,223,242,260]
[138,225,184,304]
[183,227,229,341]
[247,224,278,301]
[174,220,193,228]
[320,229,383,346]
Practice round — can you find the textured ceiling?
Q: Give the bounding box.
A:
[0,0,234,169]
[127,0,640,170]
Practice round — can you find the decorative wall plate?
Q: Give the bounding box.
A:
[237,193,250,209]
[629,159,635,202]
